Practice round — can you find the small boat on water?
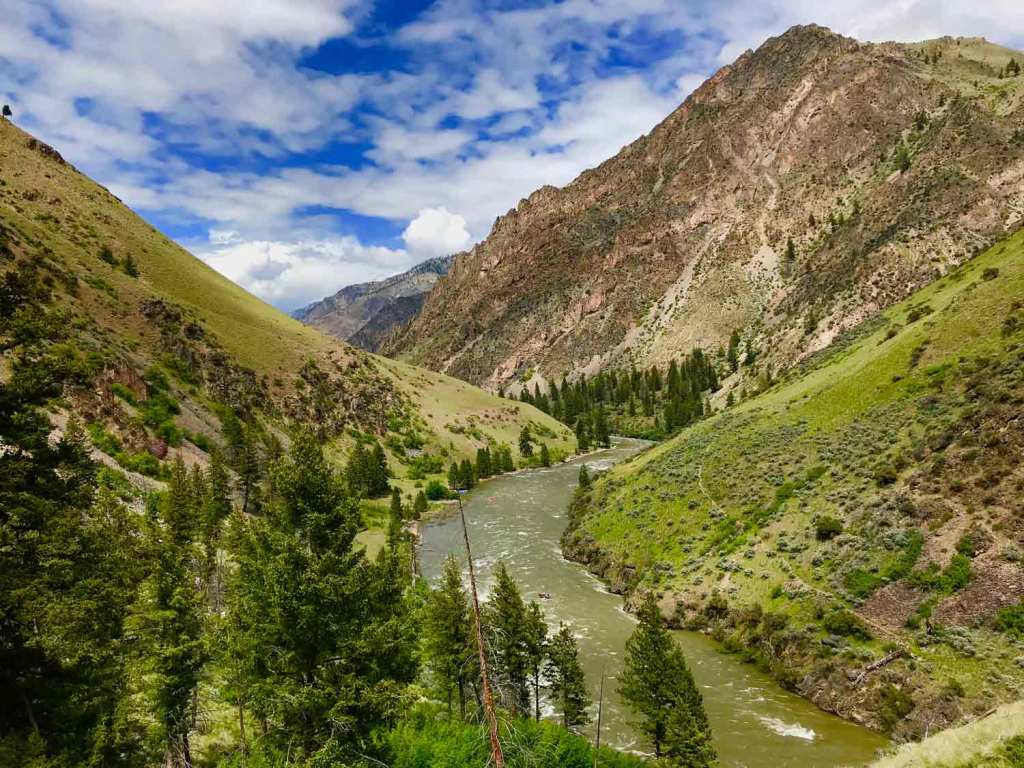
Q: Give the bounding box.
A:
[537,592,552,600]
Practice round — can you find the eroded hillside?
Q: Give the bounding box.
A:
[565,229,1024,739]
[388,26,1024,396]
[0,119,572,492]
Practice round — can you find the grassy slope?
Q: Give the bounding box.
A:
[870,701,1024,768]
[570,229,1024,736]
[0,119,572,487]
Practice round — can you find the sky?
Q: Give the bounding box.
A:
[2,1,1023,311]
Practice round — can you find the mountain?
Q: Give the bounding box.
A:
[0,119,573,492]
[387,27,1024,394]
[294,255,454,352]
[564,228,1024,739]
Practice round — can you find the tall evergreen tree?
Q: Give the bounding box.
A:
[518,425,534,457]
[225,431,418,760]
[545,623,591,731]
[413,490,428,520]
[539,442,551,467]
[619,593,714,764]
[523,601,549,721]
[127,459,207,768]
[387,487,405,548]
[424,555,474,719]
[485,562,530,717]
[578,464,591,490]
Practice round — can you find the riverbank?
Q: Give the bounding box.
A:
[418,438,889,767]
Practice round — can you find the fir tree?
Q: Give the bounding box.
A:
[539,442,551,467]
[575,416,591,451]
[523,601,549,721]
[424,555,474,719]
[413,490,428,520]
[225,431,418,759]
[518,425,534,457]
[387,486,405,548]
[727,330,740,373]
[369,442,391,496]
[577,464,591,490]
[485,562,530,717]
[785,237,796,262]
[128,460,207,768]
[476,445,493,478]
[619,593,714,764]
[545,623,591,731]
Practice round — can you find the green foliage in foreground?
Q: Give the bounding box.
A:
[386,705,648,768]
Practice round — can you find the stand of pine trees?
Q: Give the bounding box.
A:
[518,349,719,442]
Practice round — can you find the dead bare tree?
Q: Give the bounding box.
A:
[457,493,505,768]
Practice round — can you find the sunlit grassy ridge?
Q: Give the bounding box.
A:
[570,227,1024,736]
[0,119,573,486]
[868,701,1024,768]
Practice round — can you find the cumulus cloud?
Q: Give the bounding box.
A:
[3,0,1022,309]
[199,237,413,311]
[402,208,472,258]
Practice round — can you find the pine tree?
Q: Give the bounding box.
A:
[727,330,740,372]
[369,442,391,496]
[619,593,714,764]
[577,464,591,490]
[574,416,590,451]
[128,460,207,768]
[413,490,428,520]
[592,406,611,448]
[459,458,476,489]
[539,442,551,467]
[785,237,796,262]
[448,461,461,491]
[236,423,262,513]
[485,562,530,717]
[425,555,474,719]
[387,486,405,547]
[518,425,534,457]
[523,601,549,721]
[225,431,418,759]
[200,450,232,610]
[476,446,493,478]
[545,623,591,731]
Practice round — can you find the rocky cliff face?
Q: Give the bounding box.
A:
[387,26,1024,391]
[295,255,454,352]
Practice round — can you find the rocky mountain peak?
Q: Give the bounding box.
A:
[387,27,1024,393]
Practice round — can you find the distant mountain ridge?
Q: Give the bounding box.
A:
[293,255,454,351]
[387,26,1024,392]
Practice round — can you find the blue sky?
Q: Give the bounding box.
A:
[2,1,1022,310]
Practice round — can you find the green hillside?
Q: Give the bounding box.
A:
[0,118,573,499]
[566,228,1024,739]
[869,700,1024,768]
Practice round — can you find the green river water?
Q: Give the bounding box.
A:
[418,437,890,767]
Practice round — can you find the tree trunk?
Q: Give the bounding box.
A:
[534,672,541,722]
[238,698,248,765]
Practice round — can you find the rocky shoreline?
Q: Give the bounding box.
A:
[561,518,972,743]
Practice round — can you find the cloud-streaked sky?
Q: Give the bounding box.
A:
[3,1,1022,310]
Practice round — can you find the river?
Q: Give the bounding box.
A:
[418,437,889,767]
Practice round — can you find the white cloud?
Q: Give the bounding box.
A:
[199,237,413,311]
[402,208,471,258]
[4,0,1023,312]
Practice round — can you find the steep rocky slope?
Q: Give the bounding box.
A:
[388,26,1024,394]
[294,255,453,352]
[565,230,1024,739]
[0,119,572,490]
